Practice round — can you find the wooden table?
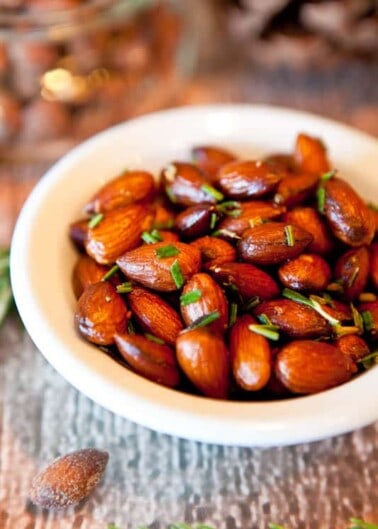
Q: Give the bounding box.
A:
[1,70,378,529]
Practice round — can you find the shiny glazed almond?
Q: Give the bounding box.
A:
[180,273,228,334]
[85,204,152,264]
[75,282,129,345]
[238,222,313,265]
[191,145,236,180]
[69,218,89,250]
[230,314,271,391]
[323,177,375,246]
[334,246,369,301]
[294,133,330,174]
[176,327,229,399]
[369,242,378,290]
[175,204,217,239]
[84,170,156,214]
[114,333,180,388]
[72,255,109,298]
[274,172,319,206]
[127,286,183,345]
[217,160,282,199]
[335,334,370,362]
[283,207,334,255]
[275,340,356,394]
[278,254,331,292]
[218,200,285,236]
[190,236,236,270]
[117,242,201,291]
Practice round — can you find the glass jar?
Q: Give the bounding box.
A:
[0,0,196,161]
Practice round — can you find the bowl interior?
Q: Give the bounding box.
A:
[10,104,378,446]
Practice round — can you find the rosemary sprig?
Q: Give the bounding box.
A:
[317,186,326,214]
[142,229,163,244]
[170,260,184,289]
[248,323,280,341]
[284,225,295,247]
[116,282,133,294]
[188,311,220,330]
[102,264,119,282]
[357,351,378,370]
[349,518,378,529]
[320,169,337,181]
[180,289,202,306]
[145,333,165,345]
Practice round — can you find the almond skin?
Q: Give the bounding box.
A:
[274,172,319,207]
[294,133,330,174]
[85,204,153,264]
[117,242,201,291]
[218,200,286,237]
[191,145,236,180]
[275,340,356,394]
[255,299,331,339]
[75,282,129,345]
[210,262,280,301]
[161,161,218,206]
[217,160,282,199]
[114,333,180,387]
[69,218,89,251]
[359,301,378,340]
[323,176,375,247]
[29,448,109,509]
[369,242,378,291]
[190,236,236,270]
[176,328,229,398]
[72,255,109,298]
[278,254,331,292]
[238,222,313,265]
[334,246,370,301]
[283,207,334,255]
[180,273,228,334]
[127,286,183,345]
[230,314,271,391]
[264,153,295,173]
[335,334,370,363]
[175,204,217,239]
[84,170,156,214]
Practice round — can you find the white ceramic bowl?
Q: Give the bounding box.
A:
[11,104,378,446]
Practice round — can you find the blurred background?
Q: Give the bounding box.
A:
[0,0,377,244]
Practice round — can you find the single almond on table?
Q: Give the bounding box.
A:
[29,448,109,509]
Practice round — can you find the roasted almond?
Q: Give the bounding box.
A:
[161,161,221,206]
[29,448,109,509]
[254,299,331,339]
[176,327,229,398]
[175,204,217,239]
[335,334,370,363]
[275,340,356,394]
[69,218,89,251]
[85,204,153,264]
[283,207,334,255]
[117,241,201,291]
[72,255,110,298]
[151,201,175,230]
[191,145,236,180]
[127,286,183,345]
[180,273,228,334]
[84,170,156,214]
[238,222,313,265]
[210,262,280,301]
[218,200,285,237]
[323,176,375,246]
[264,153,295,173]
[294,133,330,174]
[334,246,369,301]
[230,314,271,391]
[190,236,236,270]
[217,160,282,199]
[359,301,378,340]
[75,282,129,345]
[114,333,180,387]
[274,172,319,207]
[369,242,378,291]
[278,254,331,292]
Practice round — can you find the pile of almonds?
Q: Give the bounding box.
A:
[69,133,378,400]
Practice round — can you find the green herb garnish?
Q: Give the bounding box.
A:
[357,351,378,370]
[210,212,218,230]
[116,282,133,294]
[165,186,177,204]
[217,200,241,217]
[362,310,375,331]
[153,219,175,230]
[201,184,224,202]
[102,264,119,281]
[156,245,180,259]
[145,333,165,345]
[282,288,340,326]
[88,213,104,228]
[180,289,202,306]
[351,303,364,333]
[170,260,184,289]
[349,518,378,529]
[243,296,261,311]
[248,323,280,341]
[188,311,220,329]
[142,229,163,244]
[284,225,295,247]
[317,186,326,214]
[348,266,360,288]
[320,169,337,181]
[229,303,238,327]
[212,229,241,240]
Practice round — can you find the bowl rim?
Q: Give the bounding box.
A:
[10,103,378,447]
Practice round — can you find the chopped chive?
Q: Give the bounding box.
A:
[170,260,184,288]
[217,201,242,217]
[212,229,241,239]
[188,311,220,329]
[257,313,273,326]
[321,292,335,307]
[283,288,340,325]
[153,219,175,230]
[165,186,177,204]
[142,229,162,244]
[88,213,104,228]
[282,288,313,308]
[333,325,360,338]
[309,296,340,326]
[102,264,119,281]
[201,183,224,202]
[359,292,377,302]
[348,266,360,288]
[224,282,239,292]
[180,289,202,306]
[284,225,295,247]
[156,244,180,259]
[116,282,133,294]
[362,310,375,331]
[350,303,364,333]
[145,333,165,345]
[317,186,326,214]
[357,351,378,367]
[229,303,238,327]
[127,320,136,334]
[248,324,280,341]
[244,296,261,311]
[210,212,218,230]
[321,169,337,181]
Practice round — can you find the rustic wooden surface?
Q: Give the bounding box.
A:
[1,65,378,529]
